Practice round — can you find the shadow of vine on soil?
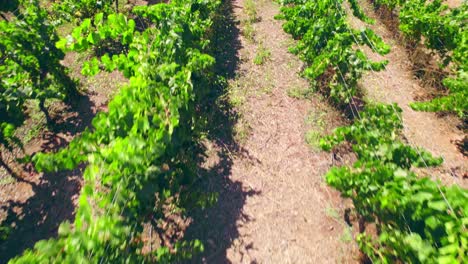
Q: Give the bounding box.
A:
[183,0,260,263]
[0,94,97,263]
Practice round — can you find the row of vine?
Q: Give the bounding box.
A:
[8,0,220,262]
[277,0,467,263]
[373,0,467,117]
[0,0,78,159]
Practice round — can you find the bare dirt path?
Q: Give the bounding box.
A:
[445,0,464,8]
[186,0,358,263]
[347,0,467,187]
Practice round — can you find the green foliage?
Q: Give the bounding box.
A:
[278,0,468,262]
[320,103,443,168]
[348,0,375,24]
[329,164,468,263]
[0,0,76,150]
[374,0,468,116]
[9,0,220,262]
[52,0,118,22]
[321,104,466,263]
[276,0,390,104]
[410,71,468,117]
[400,0,467,116]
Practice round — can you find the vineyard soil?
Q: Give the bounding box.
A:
[185,0,359,262]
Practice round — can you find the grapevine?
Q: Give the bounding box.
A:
[372,0,468,116]
[52,0,120,22]
[278,0,468,262]
[9,0,220,262]
[322,104,466,262]
[2,0,466,262]
[0,0,78,160]
[276,0,390,106]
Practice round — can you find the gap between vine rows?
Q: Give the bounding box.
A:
[184,0,360,262]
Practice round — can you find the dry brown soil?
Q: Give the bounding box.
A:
[184,0,359,263]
